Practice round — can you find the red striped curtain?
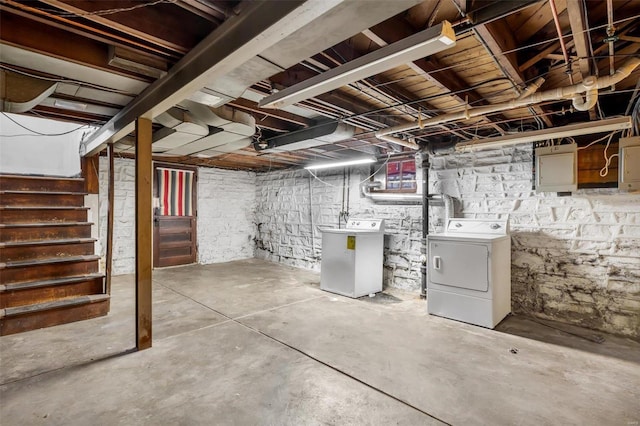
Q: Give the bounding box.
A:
[157,168,194,216]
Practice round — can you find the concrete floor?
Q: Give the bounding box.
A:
[1,259,639,425]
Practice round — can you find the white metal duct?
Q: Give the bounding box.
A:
[261,121,355,152]
[152,107,209,153]
[191,0,423,107]
[158,101,256,157]
[0,70,58,113]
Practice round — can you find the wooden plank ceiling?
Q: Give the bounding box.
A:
[1,0,639,171]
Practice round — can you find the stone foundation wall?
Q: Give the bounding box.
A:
[430,145,640,337]
[254,167,431,291]
[98,158,257,274]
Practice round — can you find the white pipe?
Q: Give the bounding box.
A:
[360,183,421,203]
[377,134,420,149]
[429,194,454,223]
[375,58,640,147]
[360,182,454,221]
[571,76,598,111]
[517,77,545,100]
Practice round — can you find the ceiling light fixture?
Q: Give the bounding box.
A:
[53,99,88,111]
[455,116,632,152]
[259,21,456,109]
[304,157,376,170]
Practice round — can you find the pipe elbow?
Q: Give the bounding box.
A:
[572,88,598,111]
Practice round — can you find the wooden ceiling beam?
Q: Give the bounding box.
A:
[565,0,590,77]
[38,0,215,54]
[31,105,110,123]
[174,0,223,24]
[1,3,178,61]
[0,10,154,82]
[365,16,507,135]
[566,0,596,119]
[474,20,553,127]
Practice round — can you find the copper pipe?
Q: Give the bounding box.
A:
[549,0,573,84]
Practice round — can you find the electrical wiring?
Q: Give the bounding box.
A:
[577,130,621,150]
[499,13,640,57]
[599,132,618,177]
[36,0,178,18]
[0,112,90,137]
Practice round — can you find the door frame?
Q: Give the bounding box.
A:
[153,162,198,268]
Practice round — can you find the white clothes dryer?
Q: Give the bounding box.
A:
[427,218,511,328]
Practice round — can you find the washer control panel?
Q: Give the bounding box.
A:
[346,218,385,232]
[446,218,509,235]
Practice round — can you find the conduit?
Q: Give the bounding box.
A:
[549,0,573,84]
[375,58,640,149]
[360,180,455,299]
[360,182,453,220]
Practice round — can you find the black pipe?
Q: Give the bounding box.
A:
[420,153,429,299]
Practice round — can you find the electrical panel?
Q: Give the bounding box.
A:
[619,137,640,191]
[535,144,578,193]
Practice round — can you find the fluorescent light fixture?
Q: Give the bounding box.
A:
[304,157,376,170]
[53,99,88,111]
[259,21,456,109]
[455,116,632,152]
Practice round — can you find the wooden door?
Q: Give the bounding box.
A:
[153,164,197,268]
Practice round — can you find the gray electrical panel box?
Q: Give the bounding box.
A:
[619,137,640,191]
[535,144,578,193]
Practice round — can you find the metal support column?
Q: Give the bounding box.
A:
[105,143,115,295]
[420,154,430,299]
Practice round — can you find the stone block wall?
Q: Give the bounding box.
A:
[98,157,136,274]
[197,167,256,263]
[430,145,640,337]
[97,149,639,337]
[98,157,257,275]
[254,167,429,291]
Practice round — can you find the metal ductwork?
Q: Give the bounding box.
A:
[152,107,210,153]
[166,101,255,157]
[148,101,256,157]
[259,121,356,152]
[0,70,57,113]
[190,0,424,109]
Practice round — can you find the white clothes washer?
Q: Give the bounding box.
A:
[427,218,511,328]
[320,219,385,298]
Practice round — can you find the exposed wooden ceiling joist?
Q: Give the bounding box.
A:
[566,0,596,119]
[365,17,508,135]
[38,0,216,54]
[473,19,554,127]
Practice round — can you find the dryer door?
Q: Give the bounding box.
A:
[429,241,489,291]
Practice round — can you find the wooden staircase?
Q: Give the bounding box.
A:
[0,174,109,336]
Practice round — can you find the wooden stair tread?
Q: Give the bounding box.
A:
[0,174,83,182]
[0,222,93,228]
[0,206,89,211]
[0,254,100,269]
[0,190,88,195]
[0,294,109,319]
[0,238,96,248]
[0,273,104,292]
